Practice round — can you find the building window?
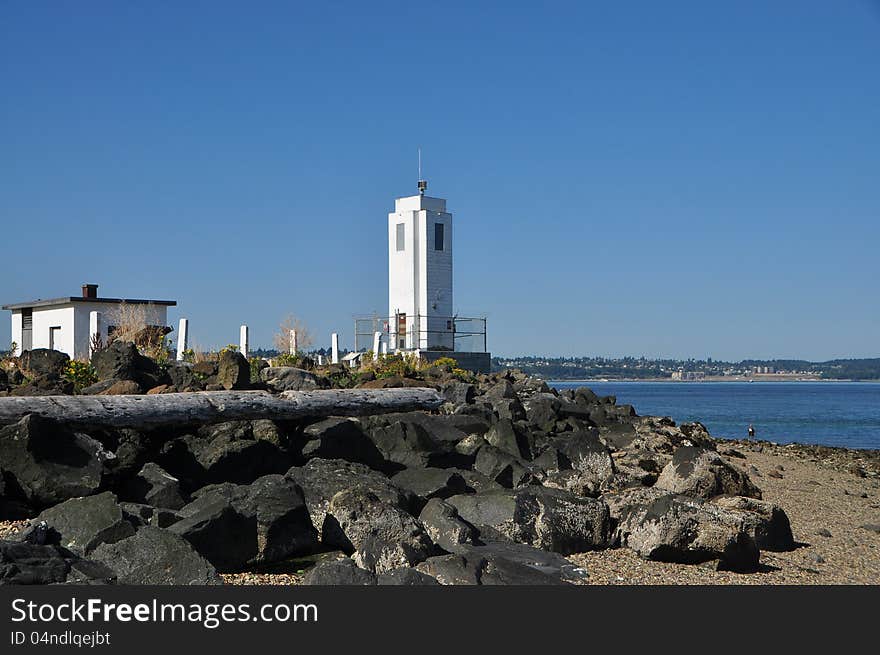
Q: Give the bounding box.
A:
[434,223,444,251]
[396,223,405,251]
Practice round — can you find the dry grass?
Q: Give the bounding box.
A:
[107,302,150,345]
[273,315,313,354]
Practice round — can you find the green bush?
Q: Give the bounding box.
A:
[63,361,98,393]
[274,353,300,367]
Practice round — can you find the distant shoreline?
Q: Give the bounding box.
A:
[546,377,864,383]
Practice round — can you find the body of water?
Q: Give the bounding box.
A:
[550,381,880,450]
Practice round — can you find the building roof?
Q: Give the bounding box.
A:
[2,297,177,311]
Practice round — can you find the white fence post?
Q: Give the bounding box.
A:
[331,333,339,364]
[372,331,381,361]
[289,329,297,355]
[240,325,249,359]
[176,319,189,361]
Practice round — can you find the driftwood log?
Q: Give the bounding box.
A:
[0,388,444,429]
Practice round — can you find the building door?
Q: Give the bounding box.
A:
[49,326,62,352]
[21,309,33,351]
[397,313,407,350]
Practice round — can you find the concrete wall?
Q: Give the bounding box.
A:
[418,350,491,374]
[30,305,75,357]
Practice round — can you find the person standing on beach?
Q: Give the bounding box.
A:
[748,424,755,439]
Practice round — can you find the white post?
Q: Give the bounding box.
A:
[240,325,249,359]
[380,341,387,355]
[331,333,339,364]
[176,319,189,361]
[372,331,381,361]
[289,329,297,355]
[88,311,105,358]
[317,354,324,366]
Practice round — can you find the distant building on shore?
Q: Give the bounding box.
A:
[671,369,705,381]
[2,284,176,360]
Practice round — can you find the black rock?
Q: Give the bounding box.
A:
[260,367,324,392]
[18,349,70,379]
[120,503,183,529]
[391,468,470,506]
[457,541,590,584]
[364,420,440,469]
[485,419,534,460]
[473,444,536,489]
[302,558,376,585]
[323,488,434,574]
[91,526,222,585]
[377,568,440,585]
[125,462,187,510]
[0,541,116,585]
[709,495,795,551]
[23,491,135,557]
[286,458,415,539]
[179,474,317,568]
[448,487,611,554]
[217,350,251,390]
[162,423,287,486]
[300,418,386,470]
[0,415,111,508]
[91,341,162,389]
[442,381,475,405]
[415,549,569,586]
[169,499,258,572]
[655,446,762,500]
[608,488,760,572]
[418,498,479,552]
[523,394,561,430]
[166,361,201,391]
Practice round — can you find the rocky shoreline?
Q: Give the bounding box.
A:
[1,345,877,585]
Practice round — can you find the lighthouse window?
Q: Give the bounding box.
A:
[396,223,405,251]
[434,223,444,251]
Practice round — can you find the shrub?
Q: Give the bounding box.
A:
[274,353,300,367]
[249,358,265,383]
[362,352,422,379]
[219,344,239,356]
[63,361,98,393]
[452,366,476,382]
[432,356,458,372]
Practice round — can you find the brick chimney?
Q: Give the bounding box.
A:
[82,284,98,299]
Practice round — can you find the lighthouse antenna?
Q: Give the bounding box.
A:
[417,147,427,195]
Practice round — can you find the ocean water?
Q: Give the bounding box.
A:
[550,381,880,450]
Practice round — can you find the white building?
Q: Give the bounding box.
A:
[388,181,454,351]
[3,284,176,360]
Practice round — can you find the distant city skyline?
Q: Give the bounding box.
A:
[2,2,878,361]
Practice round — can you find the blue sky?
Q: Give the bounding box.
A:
[2,1,878,360]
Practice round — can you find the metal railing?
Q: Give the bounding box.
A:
[353,314,487,353]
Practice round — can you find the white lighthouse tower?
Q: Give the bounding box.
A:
[388,178,454,352]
